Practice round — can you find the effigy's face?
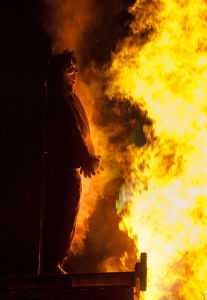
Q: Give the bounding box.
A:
[64,63,78,86]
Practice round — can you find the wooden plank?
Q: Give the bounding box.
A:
[7,274,72,290]
[0,286,136,300]
[6,272,136,290]
[72,272,135,287]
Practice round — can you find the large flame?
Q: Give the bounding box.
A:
[106,0,207,298]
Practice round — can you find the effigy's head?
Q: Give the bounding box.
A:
[48,49,78,87]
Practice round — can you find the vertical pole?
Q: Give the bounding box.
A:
[38,80,48,275]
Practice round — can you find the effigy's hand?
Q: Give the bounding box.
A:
[80,155,102,178]
[91,155,104,174]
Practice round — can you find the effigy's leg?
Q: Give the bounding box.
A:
[42,169,81,273]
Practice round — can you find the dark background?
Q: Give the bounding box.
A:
[1,1,51,274]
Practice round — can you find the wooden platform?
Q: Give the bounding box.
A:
[0,253,147,300]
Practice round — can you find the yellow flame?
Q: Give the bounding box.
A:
[106,0,207,298]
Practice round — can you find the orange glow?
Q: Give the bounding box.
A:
[105,0,207,298]
[42,0,96,53]
[71,77,118,256]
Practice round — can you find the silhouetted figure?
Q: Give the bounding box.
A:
[42,50,100,273]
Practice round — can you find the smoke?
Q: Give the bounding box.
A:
[41,0,97,53]
[40,0,144,273]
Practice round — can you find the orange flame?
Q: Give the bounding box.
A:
[106,0,207,298]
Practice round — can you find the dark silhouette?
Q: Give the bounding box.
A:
[0,1,51,275]
[42,50,100,273]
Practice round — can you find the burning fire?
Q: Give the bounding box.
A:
[105,0,207,299]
